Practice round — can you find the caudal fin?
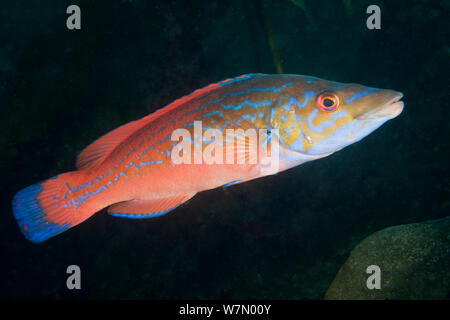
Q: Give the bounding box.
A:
[12,171,96,243]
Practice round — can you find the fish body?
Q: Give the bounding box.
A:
[12,74,404,242]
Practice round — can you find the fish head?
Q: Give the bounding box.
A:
[272,76,404,158]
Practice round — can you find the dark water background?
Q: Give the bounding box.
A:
[0,0,448,299]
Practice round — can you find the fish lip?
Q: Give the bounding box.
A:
[356,92,404,120]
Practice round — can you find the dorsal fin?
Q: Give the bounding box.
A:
[76,75,252,170]
[76,118,146,169]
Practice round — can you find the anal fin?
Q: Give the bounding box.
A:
[108,193,195,219]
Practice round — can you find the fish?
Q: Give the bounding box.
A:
[12,73,404,243]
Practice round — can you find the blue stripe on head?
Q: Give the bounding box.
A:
[345,87,379,104]
[12,184,70,243]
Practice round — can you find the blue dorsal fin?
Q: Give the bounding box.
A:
[107,193,195,219]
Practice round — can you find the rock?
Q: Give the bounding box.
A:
[324,217,450,300]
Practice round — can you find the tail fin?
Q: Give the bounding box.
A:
[12,171,96,243]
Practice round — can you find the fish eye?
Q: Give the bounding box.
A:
[317,92,340,112]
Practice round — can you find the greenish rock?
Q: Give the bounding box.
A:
[325,217,450,300]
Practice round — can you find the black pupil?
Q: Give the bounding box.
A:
[323,98,334,107]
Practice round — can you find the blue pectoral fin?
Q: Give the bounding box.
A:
[107,193,196,219]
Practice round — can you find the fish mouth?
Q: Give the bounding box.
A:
[356,92,404,120]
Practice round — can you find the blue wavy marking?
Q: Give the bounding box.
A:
[278,90,315,112]
[306,109,347,133]
[202,110,224,119]
[63,171,128,209]
[65,181,93,193]
[222,99,271,111]
[231,82,293,97]
[140,160,163,166]
[81,185,107,207]
[66,185,109,209]
[125,161,140,171]
[156,134,171,144]
[345,87,379,104]
[241,113,257,122]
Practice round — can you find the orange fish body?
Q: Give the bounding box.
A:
[12,74,404,242]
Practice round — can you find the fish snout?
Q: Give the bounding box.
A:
[354,90,404,120]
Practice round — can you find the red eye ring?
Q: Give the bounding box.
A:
[317,93,340,112]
